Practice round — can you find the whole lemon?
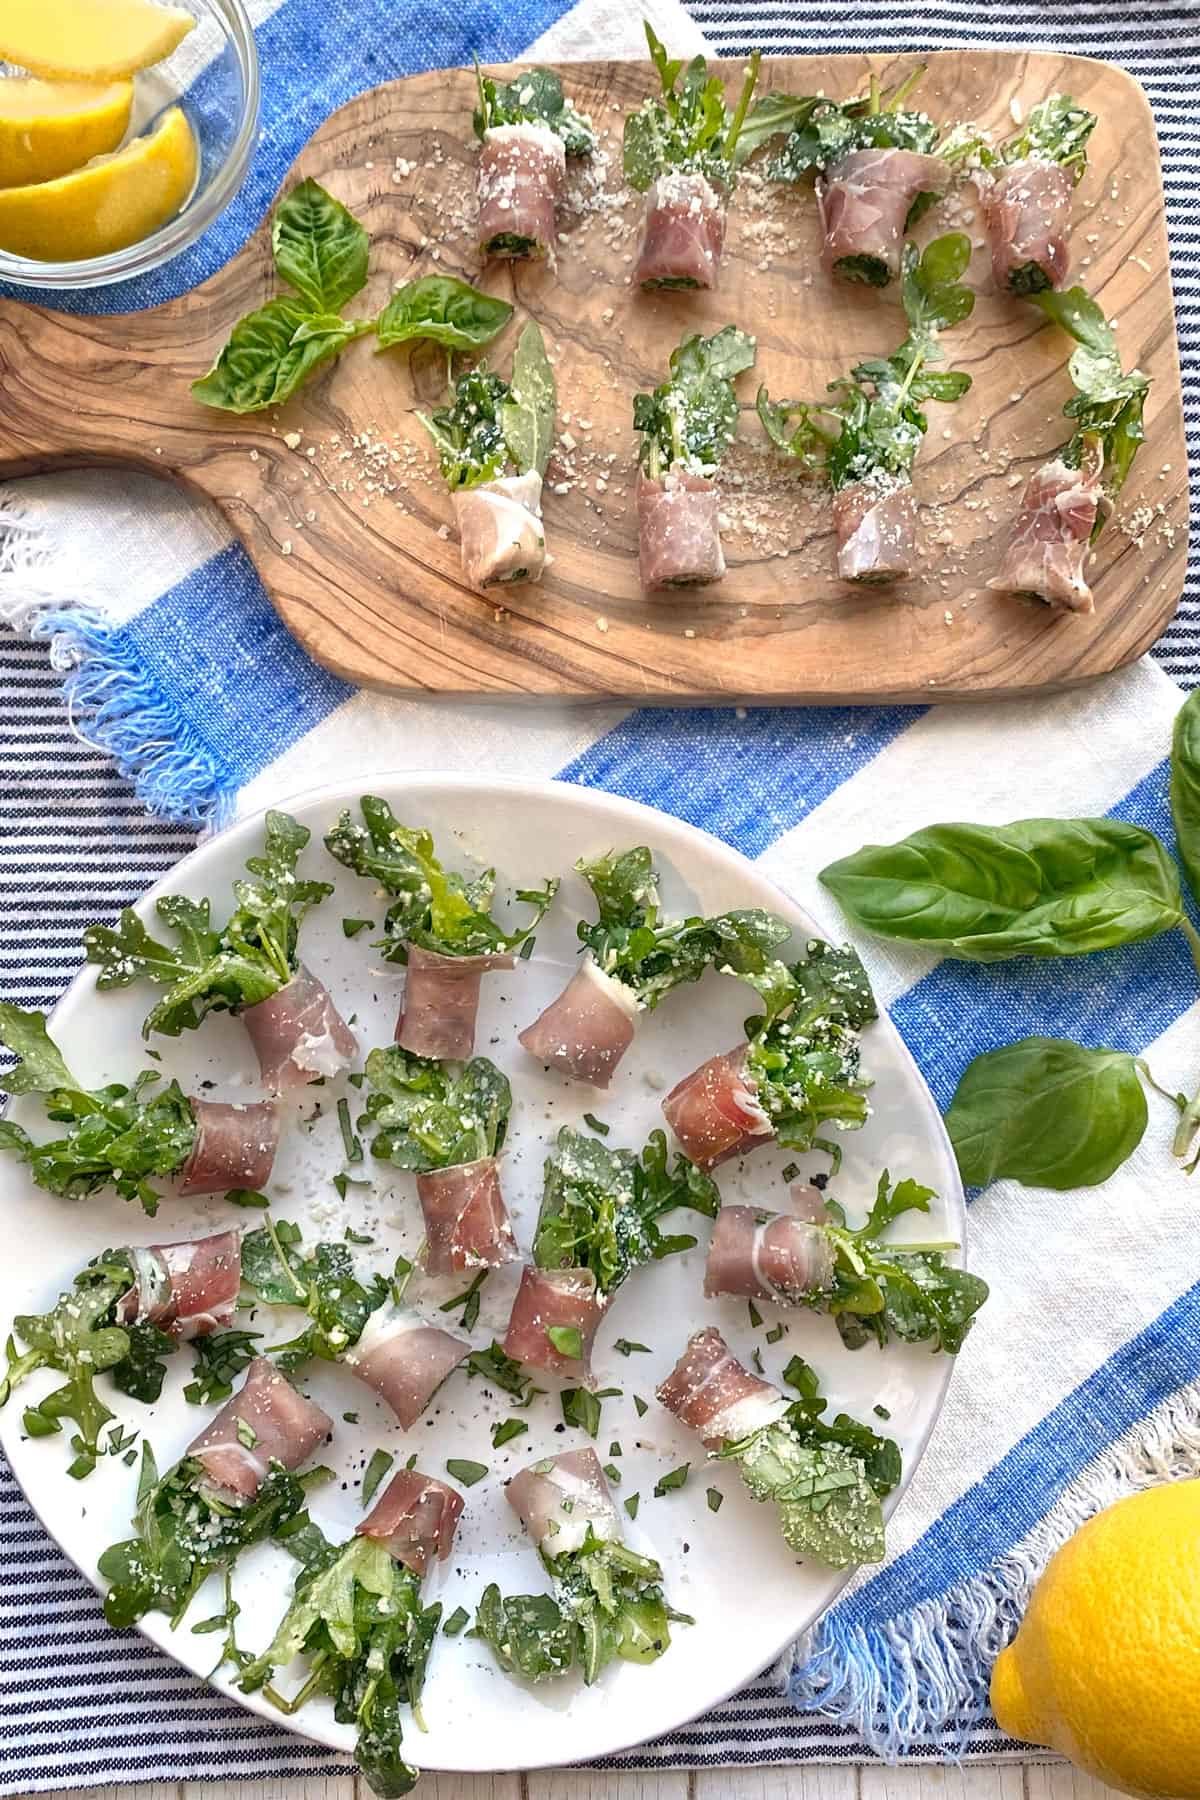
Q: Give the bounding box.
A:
[991,1479,1200,1798]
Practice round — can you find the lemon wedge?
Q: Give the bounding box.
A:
[0,104,197,261]
[0,79,134,190]
[0,0,195,81]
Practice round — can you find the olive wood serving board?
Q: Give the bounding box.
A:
[0,50,1186,702]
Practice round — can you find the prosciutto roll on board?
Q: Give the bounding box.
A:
[635,170,727,290]
[452,473,547,593]
[357,1468,465,1575]
[818,148,950,286]
[188,1358,332,1499]
[703,1205,835,1304]
[657,1326,789,1449]
[503,1264,609,1384]
[477,122,566,259]
[987,449,1102,613]
[662,1046,772,1169]
[636,469,726,591]
[397,945,516,1060]
[983,160,1073,295]
[833,479,919,584]
[177,1098,279,1198]
[116,1228,241,1339]
[506,1446,621,1554]
[343,1304,469,1429]
[242,964,357,1092]
[518,957,639,1088]
[416,1156,519,1276]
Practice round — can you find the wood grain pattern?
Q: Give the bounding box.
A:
[0,50,1186,703]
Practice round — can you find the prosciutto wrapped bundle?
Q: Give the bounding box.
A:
[343,1304,469,1429]
[518,956,638,1087]
[178,1097,279,1195]
[833,479,919,584]
[971,96,1096,295]
[503,1125,717,1383]
[188,1356,332,1499]
[635,171,727,291]
[358,1468,464,1575]
[636,469,725,591]
[507,1446,621,1553]
[988,452,1101,613]
[818,148,950,286]
[704,1204,836,1304]
[657,1326,789,1448]
[242,964,357,1092]
[664,940,877,1169]
[416,1157,518,1276]
[473,66,595,260]
[452,472,546,592]
[116,1228,241,1338]
[327,796,556,1053]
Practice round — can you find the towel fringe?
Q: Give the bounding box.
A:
[0,490,231,831]
[786,1376,1200,1760]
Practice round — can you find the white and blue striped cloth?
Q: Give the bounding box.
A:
[2,0,1200,1789]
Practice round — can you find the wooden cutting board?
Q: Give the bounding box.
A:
[0,50,1186,703]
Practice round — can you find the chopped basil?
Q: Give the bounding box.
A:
[337,1097,363,1163]
[874,1404,892,1421]
[561,1387,601,1438]
[751,1348,765,1375]
[614,1339,651,1357]
[225,1188,270,1209]
[362,1449,395,1508]
[440,1268,488,1332]
[707,1486,724,1513]
[443,1606,470,1637]
[603,1463,622,1485]
[748,1299,763,1329]
[765,1322,786,1345]
[236,1418,258,1450]
[608,1441,622,1458]
[654,1463,689,1498]
[342,917,373,938]
[447,1458,489,1488]
[492,1417,528,1449]
[582,1113,610,1136]
[343,1411,359,1424]
[546,1324,583,1359]
[343,1224,374,1244]
[624,1493,640,1521]
[633,1395,648,1418]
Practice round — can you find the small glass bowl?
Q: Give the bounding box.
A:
[0,0,259,290]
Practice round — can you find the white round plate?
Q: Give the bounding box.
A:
[0,775,965,1774]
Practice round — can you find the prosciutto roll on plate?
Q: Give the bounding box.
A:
[704,1204,835,1304]
[397,944,516,1061]
[343,1304,469,1429]
[416,1156,519,1276]
[983,160,1073,295]
[661,1046,772,1169]
[503,1264,609,1384]
[506,1446,621,1554]
[452,473,547,593]
[177,1098,279,1197]
[818,148,950,286]
[518,957,639,1088]
[636,469,726,591]
[987,449,1102,613]
[635,170,727,290]
[477,123,566,259]
[242,964,357,1092]
[188,1357,332,1499]
[833,479,919,584]
[657,1326,789,1448]
[357,1468,465,1575]
[116,1228,241,1339]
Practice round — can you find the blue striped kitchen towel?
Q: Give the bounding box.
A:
[2,0,1200,1789]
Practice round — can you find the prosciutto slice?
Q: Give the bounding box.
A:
[833,479,918,584]
[703,1205,835,1304]
[635,170,727,290]
[477,123,566,258]
[396,944,515,1059]
[657,1326,789,1449]
[988,449,1102,613]
[188,1357,332,1499]
[983,161,1073,294]
[662,1045,772,1169]
[417,1156,519,1276]
[818,149,950,284]
[506,1446,620,1556]
[343,1304,469,1429]
[518,956,639,1088]
[178,1098,279,1198]
[242,965,358,1092]
[116,1228,241,1339]
[357,1468,464,1575]
[452,473,547,592]
[503,1264,609,1383]
[637,469,726,592]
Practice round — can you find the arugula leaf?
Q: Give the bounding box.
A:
[500,322,557,479]
[416,365,510,490]
[739,941,877,1153]
[100,1445,317,1628]
[1032,287,1149,521]
[819,816,1185,961]
[0,1002,75,1094]
[945,1037,1148,1189]
[192,297,373,414]
[364,1047,511,1171]
[376,276,513,354]
[85,812,333,1037]
[239,1522,439,1797]
[768,65,936,189]
[733,93,821,168]
[242,1224,388,1371]
[185,1329,262,1406]
[473,63,595,155]
[1001,95,1095,179]
[272,178,369,313]
[623,24,760,192]
[575,844,787,1007]
[633,325,757,477]
[531,1125,718,1299]
[326,796,557,960]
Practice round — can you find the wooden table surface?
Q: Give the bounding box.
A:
[30,1763,1132,1800]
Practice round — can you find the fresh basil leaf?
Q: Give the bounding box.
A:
[500,321,557,479]
[946,1037,1148,1189]
[376,276,514,354]
[272,178,369,312]
[820,817,1184,960]
[191,299,370,415]
[1172,692,1200,912]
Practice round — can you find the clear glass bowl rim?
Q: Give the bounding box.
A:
[0,0,260,291]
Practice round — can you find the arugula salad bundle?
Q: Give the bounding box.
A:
[241,1219,392,1373]
[758,233,975,584]
[473,63,595,260]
